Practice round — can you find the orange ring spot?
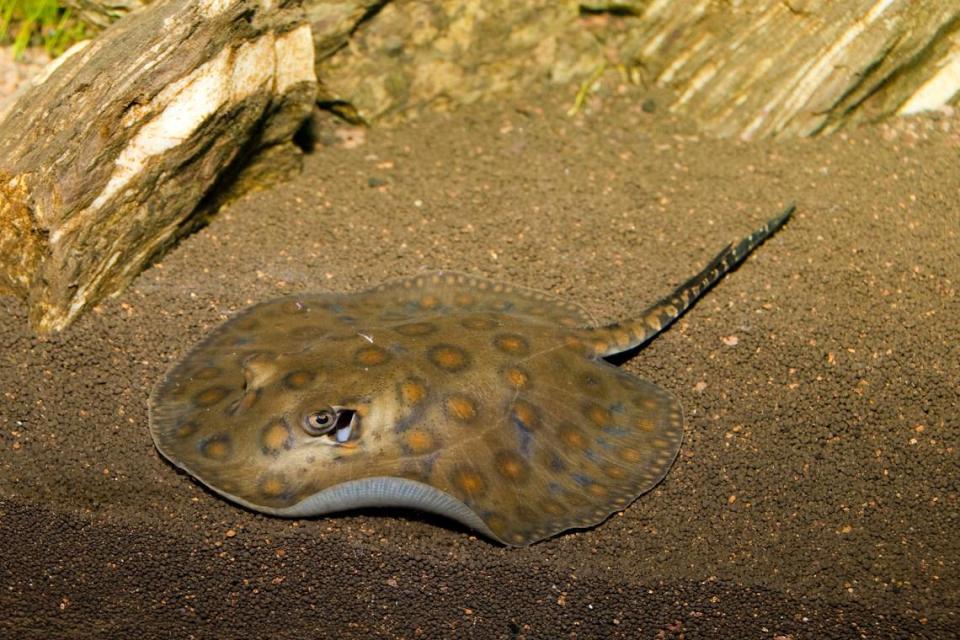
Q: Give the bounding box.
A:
[201,436,231,460]
[604,464,627,479]
[405,429,436,454]
[511,400,539,430]
[586,404,612,428]
[261,477,286,497]
[453,468,487,497]
[542,500,565,516]
[283,370,314,389]
[400,380,427,405]
[355,346,390,366]
[446,395,478,422]
[504,367,529,389]
[636,416,656,432]
[194,386,228,407]
[419,295,440,310]
[495,451,528,481]
[175,421,198,439]
[587,483,608,498]
[429,345,469,372]
[395,322,437,337]
[195,366,221,380]
[558,423,587,450]
[261,421,290,452]
[494,334,529,355]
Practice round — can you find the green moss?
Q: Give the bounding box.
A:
[0,0,87,59]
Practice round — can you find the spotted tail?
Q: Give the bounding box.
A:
[587,204,794,358]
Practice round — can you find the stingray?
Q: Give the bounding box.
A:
[149,205,793,546]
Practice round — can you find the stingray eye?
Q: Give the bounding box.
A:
[304,408,338,436]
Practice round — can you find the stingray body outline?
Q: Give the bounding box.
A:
[149,205,794,546]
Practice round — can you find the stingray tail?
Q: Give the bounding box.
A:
[585,204,794,358]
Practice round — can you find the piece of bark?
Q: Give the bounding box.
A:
[0,0,317,334]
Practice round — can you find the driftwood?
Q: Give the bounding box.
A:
[0,0,316,334]
[60,0,148,29]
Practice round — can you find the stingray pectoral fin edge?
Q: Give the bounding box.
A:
[148,381,504,544]
[199,472,502,544]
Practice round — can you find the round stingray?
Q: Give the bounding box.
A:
[149,271,683,546]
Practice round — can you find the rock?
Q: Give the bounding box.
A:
[314,0,605,124]
[311,1,959,135]
[0,0,317,334]
[55,1,960,136]
[621,0,960,138]
[306,0,386,63]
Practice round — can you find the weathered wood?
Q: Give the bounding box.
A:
[0,0,317,334]
[60,0,149,29]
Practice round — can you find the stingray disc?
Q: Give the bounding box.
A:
[149,271,682,546]
[150,206,792,545]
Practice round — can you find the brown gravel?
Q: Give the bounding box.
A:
[1,83,958,638]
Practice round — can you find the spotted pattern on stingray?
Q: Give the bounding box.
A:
[193,386,229,408]
[261,419,293,454]
[403,429,440,455]
[355,345,391,367]
[149,207,793,546]
[493,333,530,355]
[445,394,479,423]
[398,379,428,406]
[428,344,471,372]
[173,420,199,439]
[283,370,315,389]
[194,366,222,380]
[199,434,232,461]
[503,366,531,390]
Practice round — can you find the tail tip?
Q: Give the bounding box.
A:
[770,202,796,230]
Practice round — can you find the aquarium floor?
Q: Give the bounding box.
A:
[2,87,957,638]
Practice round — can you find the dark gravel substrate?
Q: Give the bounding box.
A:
[2,86,957,639]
